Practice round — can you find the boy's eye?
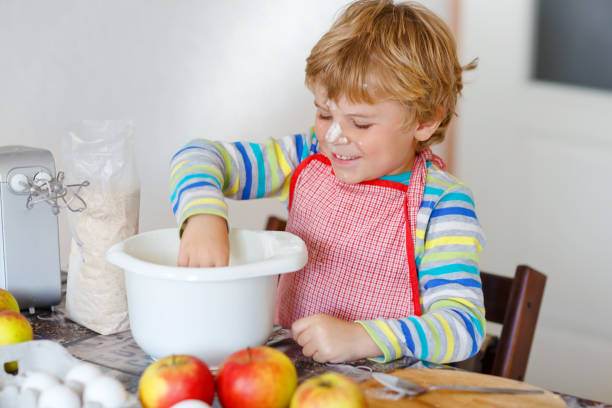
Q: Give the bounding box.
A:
[354,122,372,129]
[318,113,332,120]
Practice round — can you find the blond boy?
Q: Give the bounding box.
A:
[171,0,485,364]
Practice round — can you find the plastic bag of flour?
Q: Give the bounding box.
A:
[62,120,140,335]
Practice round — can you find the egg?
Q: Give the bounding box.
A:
[64,362,103,393]
[83,375,127,408]
[38,384,81,408]
[170,400,212,408]
[21,371,61,393]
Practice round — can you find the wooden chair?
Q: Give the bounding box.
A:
[466,265,547,381]
[264,216,546,381]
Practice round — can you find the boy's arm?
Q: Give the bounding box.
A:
[357,184,486,364]
[169,132,316,232]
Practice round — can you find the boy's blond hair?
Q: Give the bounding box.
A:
[305,0,476,151]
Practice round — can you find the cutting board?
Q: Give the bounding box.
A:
[360,369,566,407]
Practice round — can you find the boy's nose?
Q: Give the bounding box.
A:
[325,122,349,144]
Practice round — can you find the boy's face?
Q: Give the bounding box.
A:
[313,84,434,184]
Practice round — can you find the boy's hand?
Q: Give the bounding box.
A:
[291,313,382,363]
[178,214,229,267]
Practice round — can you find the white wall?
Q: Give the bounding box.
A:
[457,0,612,403]
[0,0,339,263]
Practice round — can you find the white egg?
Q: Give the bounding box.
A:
[21,371,61,393]
[64,362,103,393]
[170,400,212,408]
[83,375,127,408]
[38,384,81,408]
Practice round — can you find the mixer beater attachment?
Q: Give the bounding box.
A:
[18,171,89,215]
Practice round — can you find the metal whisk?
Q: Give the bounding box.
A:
[24,171,89,215]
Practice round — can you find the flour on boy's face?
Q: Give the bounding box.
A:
[313,83,422,185]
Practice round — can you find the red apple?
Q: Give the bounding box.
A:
[290,372,366,408]
[0,310,34,373]
[138,355,215,408]
[0,288,20,312]
[216,346,297,408]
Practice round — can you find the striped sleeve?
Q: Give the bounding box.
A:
[357,172,486,364]
[169,131,316,231]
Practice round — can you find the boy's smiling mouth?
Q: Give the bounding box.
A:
[333,153,359,160]
[330,152,362,165]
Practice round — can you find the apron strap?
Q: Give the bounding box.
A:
[406,148,446,245]
[421,147,446,171]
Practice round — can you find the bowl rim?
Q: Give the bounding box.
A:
[106,228,308,282]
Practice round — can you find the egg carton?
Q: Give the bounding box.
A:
[0,340,139,408]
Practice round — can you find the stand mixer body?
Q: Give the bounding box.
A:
[0,146,62,310]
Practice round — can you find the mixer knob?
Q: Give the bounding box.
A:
[9,173,30,193]
[33,171,53,186]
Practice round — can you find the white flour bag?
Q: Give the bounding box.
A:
[63,120,140,335]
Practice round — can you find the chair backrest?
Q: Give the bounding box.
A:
[265,216,287,232]
[264,216,546,380]
[480,265,547,380]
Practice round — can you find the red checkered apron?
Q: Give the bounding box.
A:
[275,150,445,326]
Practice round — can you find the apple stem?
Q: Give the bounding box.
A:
[248,347,252,362]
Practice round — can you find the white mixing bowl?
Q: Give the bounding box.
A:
[106,228,307,368]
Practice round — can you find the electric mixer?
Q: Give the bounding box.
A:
[0,146,87,311]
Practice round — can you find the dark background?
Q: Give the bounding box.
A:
[533,0,612,91]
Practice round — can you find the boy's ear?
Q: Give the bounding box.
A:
[414,107,444,142]
[414,119,441,142]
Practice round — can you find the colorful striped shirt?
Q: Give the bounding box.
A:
[170,131,486,364]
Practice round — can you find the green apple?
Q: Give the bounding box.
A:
[0,310,34,373]
[0,288,20,312]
